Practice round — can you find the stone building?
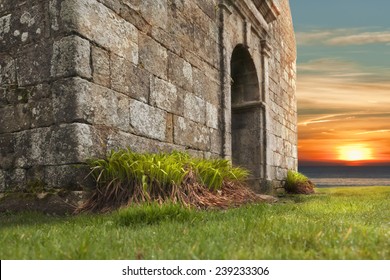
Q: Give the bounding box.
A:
[0,0,297,195]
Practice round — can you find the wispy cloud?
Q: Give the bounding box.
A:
[355,130,390,135]
[297,58,390,84]
[327,32,390,46]
[298,114,350,126]
[296,28,390,46]
[295,31,334,45]
[298,58,359,74]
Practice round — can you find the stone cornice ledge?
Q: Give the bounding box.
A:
[221,0,281,34]
[253,0,281,23]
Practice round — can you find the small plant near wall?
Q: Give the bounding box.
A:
[284,170,315,194]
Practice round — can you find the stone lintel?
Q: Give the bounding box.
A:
[253,0,281,23]
[227,0,273,35]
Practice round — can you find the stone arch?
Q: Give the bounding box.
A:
[230,44,264,188]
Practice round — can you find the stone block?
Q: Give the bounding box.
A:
[52,77,90,124]
[53,77,131,131]
[130,99,166,141]
[50,123,95,165]
[0,133,15,169]
[284,140,292,156]
[28,83,51,102]
[0,54,16,85]
[193,67,220,105]
[274,152,282,167]
[86,86,125,129]
[168,52,193,92]
[286,156,296,170]
[0,1,47,51]
[165,113,174,143]
[102,91,130,131]
[10,127,71,168]
[25,128,51,166]
[1,1,20,14]
[292,144,298,159]
[26,165,46,185]
[11,130,28,168]
[140,0,168,30]
[139,34,168,79]
[27,128,53,166]
[97,0,123,14]
[116,95,131,132]
[195,0,217,20]
[60,0,138,62]
[184,93,206,124]
[91,45,110,87]
[191,3,212,35]
[51,35,91,79]
[151,27,182,55]
[30,98,54,128]
[193,26,218,67]
[186,149,205,159]
[45,164,92,190]
[210,128,221,154]
[276,167,287,181]
[169,0,193,15]
[4,168,26,191]
[174,116,210,150]
[105,130,183,155]
[0,106,15,133]
[111,54,149,103]
[119,1,151,33]
[206,102,218,129]
[150,77,182,115]
[1,83,52,107]
[16,41,52,86]
[0,104,31,133]
[168,12,194,51]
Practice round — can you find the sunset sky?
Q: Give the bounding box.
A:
[290,0,390,166]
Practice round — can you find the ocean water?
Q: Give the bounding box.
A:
[298,165,390,187]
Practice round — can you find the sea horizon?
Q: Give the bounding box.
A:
[298,165,390,187]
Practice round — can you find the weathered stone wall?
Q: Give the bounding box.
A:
[0,0,296,194]
[0,0,221,192]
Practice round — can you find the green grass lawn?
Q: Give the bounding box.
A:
[0,187,389,259]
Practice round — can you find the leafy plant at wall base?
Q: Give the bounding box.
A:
[284,170,315,195]
[79,149,259,212]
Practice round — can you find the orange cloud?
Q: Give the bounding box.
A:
[297,58,390,165]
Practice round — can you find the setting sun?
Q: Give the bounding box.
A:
[337,144,374,162]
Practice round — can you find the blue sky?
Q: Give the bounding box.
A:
[291,0,390,69]
[289,1,390,165]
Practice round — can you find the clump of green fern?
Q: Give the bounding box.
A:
[80,148,251,212]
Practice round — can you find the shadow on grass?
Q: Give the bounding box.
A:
[0,211,72,228]
[0,211,108,229]
[278,193,328,204]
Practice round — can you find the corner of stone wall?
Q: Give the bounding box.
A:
[0,0,91,192]
[265,0,298,183]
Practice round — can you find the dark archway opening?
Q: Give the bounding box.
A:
[231,45,263,187]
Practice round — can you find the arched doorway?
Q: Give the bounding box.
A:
[230,45,263,187]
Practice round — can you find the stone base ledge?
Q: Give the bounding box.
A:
[0,191,88,215]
